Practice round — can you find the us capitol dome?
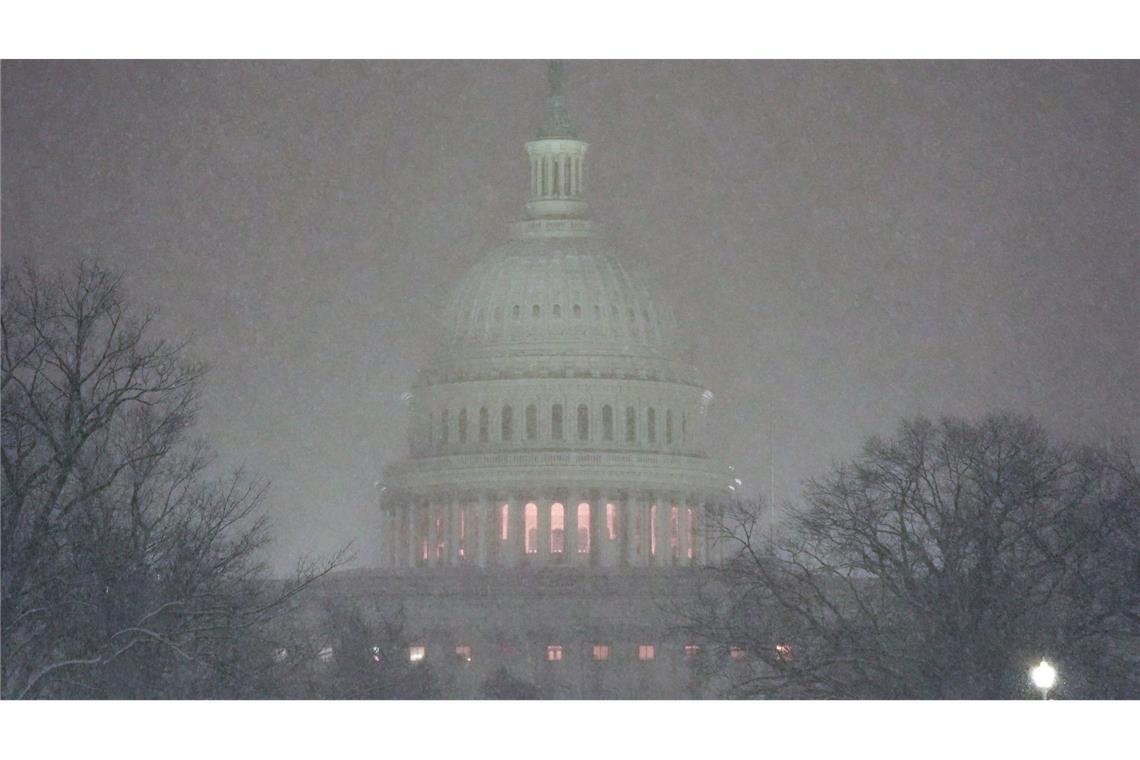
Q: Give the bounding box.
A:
[362,64,732,698]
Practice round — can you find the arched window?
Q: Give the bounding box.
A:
[577,403,589,441]
[666,410,673,445]
[649,504,657,557]
[550,503,565,554]
[551,404,563,440]
[573,304,581,318]
[525,502,537,554]
[526,404,537,440]
[458,408,468,443]
[578,502,590,553]
[440,408,450,445]
[593,305,600,320]
[533,304,540,319]
[479,407,489,442]
[670,506,680,559]
[501,405,513,441]
[513,305,520,320]
[553,304,561,318]
[602,405,613,441]
[647,407,656,443]
[500,503,509,541]
[606,502,617,540]
[626,406,636,443]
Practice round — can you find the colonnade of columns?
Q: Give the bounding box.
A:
[530,152,584,199]
[383,493,727,570]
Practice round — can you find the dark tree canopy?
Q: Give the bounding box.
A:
[1,260,341,698]
[692,414,1139,699]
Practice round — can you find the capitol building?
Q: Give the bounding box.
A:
[342,65,733,698]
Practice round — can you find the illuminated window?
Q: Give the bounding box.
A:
[650,505,657,557]
[684,644,700,659]
[577,502,590,553]
[501,405,513,441]
[592,645,609,661]
[525,502,538,554]
[318,646,334,663]
[551,404,563,440]
[775,643,793,662]
[526,404,537,440]
[730,647,746,661]
[606,502,617,540]
[625,406,636,442]
[458,408,467,443]
[456,645,473,662]
[638,644,656,661]
[666,410,673,444]
[577,403,589,440]
[670,506,680,558]
[479,406,488,442]
[409,645,426,662]
[546,645,563,662]
[602,405,613,441]
[551,502,565,554]
[500,503,510,541]
[647,407,656,442]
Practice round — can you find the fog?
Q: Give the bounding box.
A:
[3,60,1136,573]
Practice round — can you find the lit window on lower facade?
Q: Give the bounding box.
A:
[638,644,655,661]
[775,643,793,662]
[729,646,746,661]
[592,644,609,661]
[546,645,563,662]
[455,644,472,662]
[409,645,426,662]
[683,644,700,659]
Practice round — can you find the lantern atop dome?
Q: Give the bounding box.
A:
[525,61,590,222]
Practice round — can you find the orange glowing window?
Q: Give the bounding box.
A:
[730,647,746,661]
[684,644,700,659]
[551,502,565,554]
[577,502,590,553]
[546,645,563,662]
[638,644,656,661]
[525,503,538,554]
[775,643,793,662]
[455,645,472,662]
[409,645,426,662]
[606,503,617,540]
[500,503,509,541]
[592,645,609,662]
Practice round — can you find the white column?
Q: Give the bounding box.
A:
[537,499,550,566]
[449,501,462,566]
[564,499,577,559]
[510,497,525,567]
[477,495,490,568]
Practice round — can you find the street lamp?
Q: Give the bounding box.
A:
[1029,659,1057,700]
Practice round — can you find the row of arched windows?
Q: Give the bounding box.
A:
[423,402,689,450]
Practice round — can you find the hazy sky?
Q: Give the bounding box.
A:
[3,60,1136,571]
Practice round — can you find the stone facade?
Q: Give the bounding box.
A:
[369,65,731,697]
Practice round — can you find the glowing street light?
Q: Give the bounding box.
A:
[1029,659,1057,700]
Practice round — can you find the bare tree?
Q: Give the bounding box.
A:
[688,414,1139,699]
[1,260,345,698]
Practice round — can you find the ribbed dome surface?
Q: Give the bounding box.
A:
[443,235,679,358]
